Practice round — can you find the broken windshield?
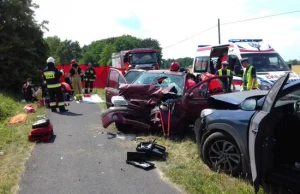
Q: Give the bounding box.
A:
[132,73,185,95]
[130,53,158,64]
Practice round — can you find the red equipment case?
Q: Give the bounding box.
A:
[29,119,53,142]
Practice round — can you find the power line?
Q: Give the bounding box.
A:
[221,9,300,26]
[163,25,217,49]
[163,9,300,49]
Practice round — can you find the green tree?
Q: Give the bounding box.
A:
[0,0,49,91]
[99,44,116,66]
[80,35,163,66]
[45,36,61,62]
[45,37,82,64]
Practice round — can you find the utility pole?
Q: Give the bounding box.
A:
[218,18,221,44]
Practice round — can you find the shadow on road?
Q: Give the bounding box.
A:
[57,111,83,116]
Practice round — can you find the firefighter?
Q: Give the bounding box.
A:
[84,62,96,94]
[69,59,84,101]
[170,62,196,90]
[43,57,68,112]
[215,61,235,92]
[241,58,258,90]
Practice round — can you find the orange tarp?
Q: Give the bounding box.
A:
[8,113,28,125]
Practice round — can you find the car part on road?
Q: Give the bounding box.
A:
[201,132,242,175]
[29,119,54,142]
[126,152,155,170]
[136,139,167,160]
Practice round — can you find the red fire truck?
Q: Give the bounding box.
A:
[111,48,159,73]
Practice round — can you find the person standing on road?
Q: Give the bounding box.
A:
[69,59,84,101]
[241,58,258,91]
[215,61,235,92]
[84,62,96,94]
[43,57,68,112]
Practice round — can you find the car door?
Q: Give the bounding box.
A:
[183,76,230,124]
[105,68,127,107]
[248,73,289,193]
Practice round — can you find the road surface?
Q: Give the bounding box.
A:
[19,102,181,194]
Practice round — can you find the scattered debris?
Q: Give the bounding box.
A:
[24,104,35,113]
[97,144,103,147]
[93,135,96,138]
[82,94,104,104]
[106,132,136,141]
[136,139,167,160]
[37,115,46,119]
[0,151,4,156]
[126,152,155,170]
[126,139,167,170]
[61,156,63,160]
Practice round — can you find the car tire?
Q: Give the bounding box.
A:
[202,132,242,175]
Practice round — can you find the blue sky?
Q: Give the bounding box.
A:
[34,0,300,60]
[118,15,141,31]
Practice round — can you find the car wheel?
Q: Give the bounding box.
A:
[202,132,242,175]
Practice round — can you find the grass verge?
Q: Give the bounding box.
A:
[94,88,263,194]
[0,92,45,194]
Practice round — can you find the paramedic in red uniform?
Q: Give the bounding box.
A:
[43,57,68,112]
[169,62,196,90]
[215,61,235,92]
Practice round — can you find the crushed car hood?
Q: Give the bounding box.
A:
[208,90,268,109]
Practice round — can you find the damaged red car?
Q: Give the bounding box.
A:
[101,68,232,136]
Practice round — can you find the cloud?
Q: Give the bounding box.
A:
[33,0,300,60]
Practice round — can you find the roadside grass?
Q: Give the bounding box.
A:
[94,88,263,194]
[0,92,45,194]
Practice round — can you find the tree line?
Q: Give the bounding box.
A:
[45,35,163,66]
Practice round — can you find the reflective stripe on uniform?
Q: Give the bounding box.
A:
[47,83,61,88]
[44,71,55,79]
[50,102,56,107]
[58,102,65,106]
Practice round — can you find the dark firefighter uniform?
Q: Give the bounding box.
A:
[84,63,96,94]
[43,57,68,112]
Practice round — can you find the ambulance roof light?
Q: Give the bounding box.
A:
[228,39,263,43]
[198,45,210,47]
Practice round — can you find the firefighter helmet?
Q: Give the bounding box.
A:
[46,57,55,64]
[170,62,180,71]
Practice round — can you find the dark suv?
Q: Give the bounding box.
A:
[194,73,300,193]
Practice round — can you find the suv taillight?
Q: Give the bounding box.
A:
[154,63,159,70]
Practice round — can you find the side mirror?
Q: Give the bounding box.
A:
[288,64,292,70]
[240,98,257,111]
[234,65,242,75]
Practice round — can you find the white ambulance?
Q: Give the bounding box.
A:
[192,39,300,90]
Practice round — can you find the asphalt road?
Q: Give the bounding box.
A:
[18,101,181,194]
